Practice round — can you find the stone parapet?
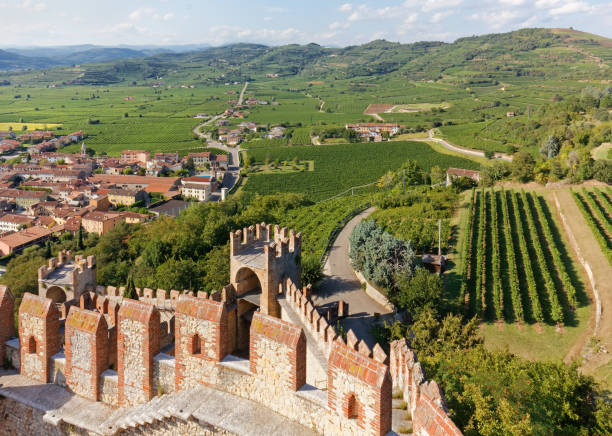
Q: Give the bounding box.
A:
[390,338,463,436]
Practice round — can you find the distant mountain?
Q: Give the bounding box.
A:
[0,49,57,71]
[1,28,610,82]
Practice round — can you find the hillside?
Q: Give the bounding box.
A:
[2,28,610,85]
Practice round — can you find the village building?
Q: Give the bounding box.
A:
[120,150,150,166]
[107,188,148,207]
[180,176,214,201]
[345,123,402,137]
[81,211,125,236]
[0,225,53,255]
[445,168,481,185]
[0,213,35,233]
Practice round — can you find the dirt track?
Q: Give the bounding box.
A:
[551,190,612,377]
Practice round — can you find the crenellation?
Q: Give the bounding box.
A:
[0,224,462,436]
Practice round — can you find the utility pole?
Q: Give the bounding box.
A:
[438,219,442,257]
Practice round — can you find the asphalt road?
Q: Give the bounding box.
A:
[313,207,392,347]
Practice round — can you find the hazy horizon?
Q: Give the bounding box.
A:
[0,0,610,47]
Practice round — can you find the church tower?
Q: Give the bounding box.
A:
[80,142,86,156]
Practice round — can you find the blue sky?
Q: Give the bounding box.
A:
[0,0,611,47]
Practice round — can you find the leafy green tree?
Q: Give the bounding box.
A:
[511,151,535,182]
[390,268,443,316]
[430,165,445,185]
[540,135,560,159]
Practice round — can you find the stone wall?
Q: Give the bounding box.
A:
[65,306,109,401]
[328,337,392,436]
[390,339,463,436]
[117,299,160,407]
[18,293,60,383]
[175,295,228,390]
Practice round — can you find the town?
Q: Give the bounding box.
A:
[0,129,235,256]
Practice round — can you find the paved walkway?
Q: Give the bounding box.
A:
[313,207,392,348]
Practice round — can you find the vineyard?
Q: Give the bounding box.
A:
[461,188,582,325]
[572,187,612,267]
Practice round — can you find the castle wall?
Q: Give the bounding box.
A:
[65,307,109,401]
[117,299,160,406]
[0,285,14,365]
[175,296,228,390]
[18,293,60,383]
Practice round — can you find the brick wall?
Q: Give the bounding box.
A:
[18,292,60,383]
[328,338,392,436]
[64,306,109,401]
[0,285,14,365]
[175,295,228,390]
[117,298,160,406]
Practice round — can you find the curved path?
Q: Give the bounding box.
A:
[411,129,513,162]
[313,207,392,347]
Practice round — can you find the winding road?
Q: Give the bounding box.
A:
[411,129,513,162]
[191,82,250,192]
[313,207,392,347]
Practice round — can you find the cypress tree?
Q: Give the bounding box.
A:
[77,223,84,250]
[123,272,138,300]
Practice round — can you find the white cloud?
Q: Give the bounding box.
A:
[430,10,453,23]
[404,13,418,24]
[338,3,353,12]
[329,21,350,30]
[207,25,306,45]
[162,12,174,21]
[129,7,155,21]
[549,1,593,15]
[421,0,463,12]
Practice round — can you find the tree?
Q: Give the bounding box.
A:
[184,157,195,173]
[390,268,443,317]
[480,161,510,186]
[430,165,445,185]
[122,272,139,300]
[76,223,84,250]
[540,135,560,159]
[511,151,535,182]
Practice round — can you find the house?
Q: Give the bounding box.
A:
[506,112,515,117]
[216,120,230,127]
[90,195,111,211]
[0,189,48,210]
[0,225,53,256]
[187,152,212,167]
[0,214,35,233]
[265,126,286,139]
[445,168,481,186]
[88,174,180,198]
[107,188,148,207]
[345,123,402,136]
[120,150,150,165]
[81,211,124,235]
[121,211,150,224]
[180,176,214,201]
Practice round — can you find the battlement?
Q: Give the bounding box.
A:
[390,338,462,436]
[230,222,302,258]
[0,224,463,436]
[38,250,97,304]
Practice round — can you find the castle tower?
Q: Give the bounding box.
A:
[38,250,97,304]
[81,142,86,157]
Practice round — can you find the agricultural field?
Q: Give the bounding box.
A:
[572,188,612,267]
[242,141,479,201]
[279,195,371,262]
[460,188,585,325]
[0,122,62,131]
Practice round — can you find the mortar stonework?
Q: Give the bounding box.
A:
[119,318,146,406]
[0,226,463,436]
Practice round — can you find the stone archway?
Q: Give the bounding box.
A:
[234,267,262,356]
[46,286,66,304]
[234,267,262,296]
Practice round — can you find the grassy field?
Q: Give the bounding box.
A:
[242,141,479,201]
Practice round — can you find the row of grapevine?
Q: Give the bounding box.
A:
[499,189,524,321]
[472,190,486,316]
[508,191,544,323]
[593,188,612,216]
[572,190,612,267]
[459,189,476,309]
[490,191,503,320]
[462,188,580,324]
[582,189,612,237]
[519,191,564,324]
[531,194,578,307]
